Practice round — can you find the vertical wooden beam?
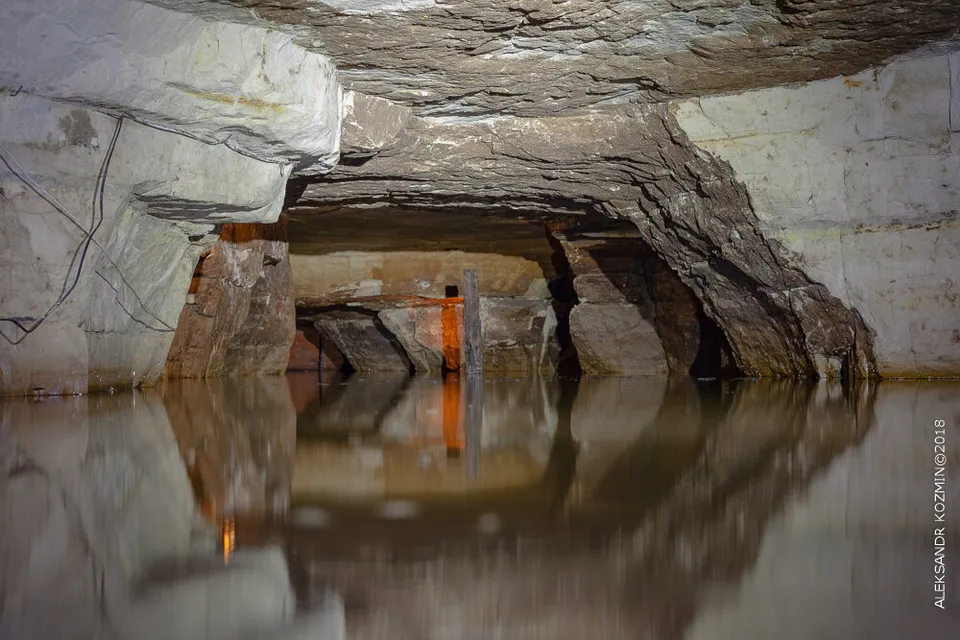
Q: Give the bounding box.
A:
[462,269,483,375]
[462,269,483,479]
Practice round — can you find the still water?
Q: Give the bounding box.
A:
[1,374,958,639]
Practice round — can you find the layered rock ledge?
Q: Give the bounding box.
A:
[0,0,340,394]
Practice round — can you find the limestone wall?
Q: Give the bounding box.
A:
[0,0,341,395]
[0,0,340,172]
[673,50,960,377]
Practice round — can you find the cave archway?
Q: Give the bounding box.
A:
[286,105,876,380]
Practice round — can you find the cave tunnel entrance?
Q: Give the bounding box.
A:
[281,204,740,381]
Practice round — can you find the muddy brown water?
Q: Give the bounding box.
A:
[3,374,959,639]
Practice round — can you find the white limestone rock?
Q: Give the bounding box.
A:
[673,51,960,377]
[0,95,295,393]
[0,28,337,392]
[0,0,341,173]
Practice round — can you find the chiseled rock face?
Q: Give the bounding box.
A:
[556,231,702,376]
[292,250,549,307]
[479,298,558,375]
[269,3,957,379]
[315,311,413,373]
[165,219,296,378]
[569,303,668,376]
[299,101,876,378]
[379,306,447,374]
[673,51,960,377]
[340,91,414,160]
[314,297,557,375]
[288,329,321,371]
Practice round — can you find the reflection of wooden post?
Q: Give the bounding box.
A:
[442,374,462,453]
[465,374,482,479]
[462,269,482,375]
[462,269,483,479]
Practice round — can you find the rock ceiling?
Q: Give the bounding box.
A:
[210,0,959,116]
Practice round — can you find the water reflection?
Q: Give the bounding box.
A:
[270,375,960,639]
[0,390,341,640]
[1,376,958,640]
[158,376,296,519]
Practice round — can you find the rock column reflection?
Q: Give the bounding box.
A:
[0,388,342,640]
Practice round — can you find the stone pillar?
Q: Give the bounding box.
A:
[164,216,296,379]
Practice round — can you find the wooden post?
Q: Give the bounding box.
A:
[462,269,483,375]
[462,269,483,479]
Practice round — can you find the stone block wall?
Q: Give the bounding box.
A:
[673,51,960,377]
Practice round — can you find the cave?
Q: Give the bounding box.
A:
[1,1,959,639]
[279,206,738,381]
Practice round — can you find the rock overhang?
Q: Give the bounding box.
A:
[170,0,960,118]
[2,0,342,174]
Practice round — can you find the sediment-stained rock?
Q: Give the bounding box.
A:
[556,230,703,376]
[288,329,321,371]
[379,306,446,375]
[291,249,549,308]
[165,218,296,378]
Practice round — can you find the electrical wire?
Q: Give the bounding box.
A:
[0,115,177,345]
